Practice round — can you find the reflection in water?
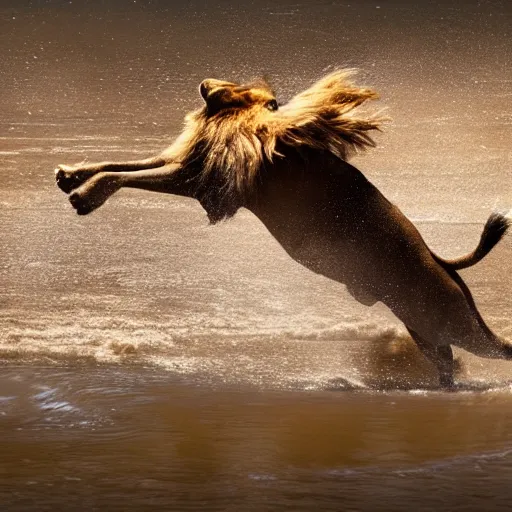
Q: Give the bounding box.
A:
[2,368,512,510]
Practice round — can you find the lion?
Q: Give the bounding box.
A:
[55,70,510,388]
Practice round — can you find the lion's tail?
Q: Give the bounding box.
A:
[435,212,510,270]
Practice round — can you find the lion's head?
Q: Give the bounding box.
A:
[164,70,385,223]
[199,78,278,116]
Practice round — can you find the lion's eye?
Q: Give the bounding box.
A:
[266,99,278,112]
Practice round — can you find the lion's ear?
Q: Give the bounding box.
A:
[252,75,275,95]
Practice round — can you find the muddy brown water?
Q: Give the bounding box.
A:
[3,368,512,512]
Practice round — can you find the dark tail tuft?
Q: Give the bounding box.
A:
[436,211,509,270]
[482,212,510,249]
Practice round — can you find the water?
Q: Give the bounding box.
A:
[1,0,511,510]
[3,369,512,511]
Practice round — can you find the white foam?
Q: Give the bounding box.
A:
[1,309,510,391]
[0,310,406,368]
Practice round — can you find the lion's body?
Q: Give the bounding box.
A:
[155,70,383,223]
[246,151,498,354]
[55,70,510,388]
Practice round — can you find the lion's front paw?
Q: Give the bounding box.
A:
[68,174,119,215]
[54,164,93,194]
[69,190,95,215]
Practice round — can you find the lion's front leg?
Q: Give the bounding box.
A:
[67,164,195,215]
[55,156,166,194]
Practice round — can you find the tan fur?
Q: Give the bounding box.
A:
[161,70,384,221]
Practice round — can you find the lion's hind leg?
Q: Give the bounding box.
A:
[55,156,165,194]
[407,328,455,389]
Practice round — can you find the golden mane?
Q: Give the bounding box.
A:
[162,70,385,222]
